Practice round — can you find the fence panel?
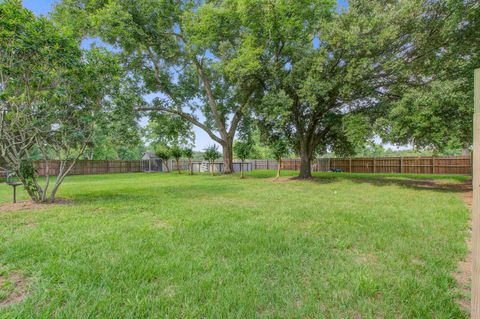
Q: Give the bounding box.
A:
[33,160,144,176]
[29,155,472,177]
[251,156,471,175]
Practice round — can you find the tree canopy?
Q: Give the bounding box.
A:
[254,0,479,178]
[376,0,479,155]
[53,0,279,173]
[8,0,477,180]
[0,0,141,201]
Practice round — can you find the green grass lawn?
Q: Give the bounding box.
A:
[0,171,470,318]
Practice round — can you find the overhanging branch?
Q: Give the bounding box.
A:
[138,106,224,145]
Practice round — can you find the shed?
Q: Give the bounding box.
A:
[141,152,163,172]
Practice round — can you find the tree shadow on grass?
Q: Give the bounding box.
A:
[310,174,472,195]
[249,170,471,194]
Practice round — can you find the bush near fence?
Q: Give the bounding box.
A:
[30,156,472,177]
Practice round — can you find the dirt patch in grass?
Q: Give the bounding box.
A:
[0,272,29,308]
[453,181,472,314]
[0,198,72,213]
[354,252,379,265]
[269,176,297,183]
[270,176,317,183]
[153,220,171,229]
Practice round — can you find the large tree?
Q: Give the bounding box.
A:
[256,0,454,178]
[0,1,125,202]
[377,0,479,155]
[54,0,272,173]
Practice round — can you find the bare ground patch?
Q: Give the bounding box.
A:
[0,198,72,213]
[153,220,171,229]
[270,176,316,183]
[454,181,472,313]
[0,272,29,309]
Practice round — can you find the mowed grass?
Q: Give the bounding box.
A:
[0,171,470,318]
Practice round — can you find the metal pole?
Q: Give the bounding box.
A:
[472,68,480,318]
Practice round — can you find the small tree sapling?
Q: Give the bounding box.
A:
[203,145,221,176]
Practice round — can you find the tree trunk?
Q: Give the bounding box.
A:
[298,143,313,179]
[240,159,244,179]
[210,161,215,176]
[222,140,234,174]
[16,172,41,203]
[189,158,193,175]
[176,159,181,174]
[276,158,282,179]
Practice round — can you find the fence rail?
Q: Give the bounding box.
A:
[29,155,472,177]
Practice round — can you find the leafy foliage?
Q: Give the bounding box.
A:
[0,0,118,202]
[183,147,194,174]
[155,145,172,172]
[144,113,194,150]
[254,0,475,178]
[203,144,221,175]
[233,141,252,161]
[233,140,253,178]
[170,146,183,161]
[53,0,275,173]
[170,145,183,173]
[271,140,289,162]
[376,1,479,154]
[204,145,221,163]
[183,148,193,160]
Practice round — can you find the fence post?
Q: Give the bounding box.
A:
[432,156,435,174]
[349,158,352,173]
[373,157,376,174]
[400,157,404,174]
[266,159,269,170]
[472,68,480,318]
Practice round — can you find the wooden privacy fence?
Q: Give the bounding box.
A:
[322,156,472,175]
[30,155,472,177]
[250,156,472,175]
[33,160,144,176]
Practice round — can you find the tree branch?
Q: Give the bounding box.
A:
[139,106,224,145]
[192,58,227,137]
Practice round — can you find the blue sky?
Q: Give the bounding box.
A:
[22,0,403,152]
[23,0,349,16]
[22,0,54,15]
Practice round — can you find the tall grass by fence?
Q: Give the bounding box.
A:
[29,155,472,177]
